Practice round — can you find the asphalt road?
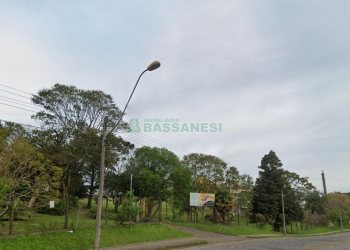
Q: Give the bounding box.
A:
[184,232,350,250]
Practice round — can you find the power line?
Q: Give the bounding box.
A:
[121,135,184,155]
[0,83,33,95]
[0,102,38,113]
[137,132,187,154]
[0,118,40,129]
[120,129,188,155]
[0,95,41,108]
[0,85,187,155]
[0,88,32,100]
[0,97,43,111]
[120,132,186,156]
[127,132,187,155]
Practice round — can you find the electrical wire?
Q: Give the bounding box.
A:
[0,97,43,111]
[0,85,188,155]
[0,95,40,108]
[0,118,41,129]
[126,132,187,155]
[135,132,187,154]
[120,132,186,156]
[0,83,33,95]
[0,102,38,113]
[0,88,32,100]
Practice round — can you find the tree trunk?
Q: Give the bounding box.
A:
[173,203,176,220]
[237,210,240,225]
[0,205,9,218]
[8,193,15,235]
[146,200,154,220]
[158,199,162,222]
[190,207,193,222]
[202,207,205,223]
[86,168,95,209]
[152,205,159,218]
[63,167,72,229]
[105,196,109,226]
[213,207,217,223]
[140,199,145,221]
[28,189,39,208]
[165,202,168,219]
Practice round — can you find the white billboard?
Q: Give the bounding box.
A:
[190,193,215,207]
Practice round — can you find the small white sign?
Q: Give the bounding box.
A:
[49,200,55,208]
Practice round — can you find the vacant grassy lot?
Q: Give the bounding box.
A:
[0,224,190,250]
[0,200,191,250]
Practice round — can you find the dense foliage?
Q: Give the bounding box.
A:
[1,84,345,236]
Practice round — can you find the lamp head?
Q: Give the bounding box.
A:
[147,61,161,71]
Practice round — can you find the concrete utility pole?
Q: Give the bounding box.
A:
[94,118,107,249]
[93,61,160,250]
[281,189,287,235]
[321,171,327,195]
[130,174,133,192]
[339,209,344,232]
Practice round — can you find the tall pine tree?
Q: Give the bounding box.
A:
[252,150,285,225]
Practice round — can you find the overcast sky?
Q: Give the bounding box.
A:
[1,1,349,192]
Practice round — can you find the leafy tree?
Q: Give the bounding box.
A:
[225,166,240,190]
[31,83,127,227]
[168,164,192,219]
[280,171,315,223]
[183,153,227,192]
[0,134,61,235]
[31,84,125,133]
[105,171,131,211]
[225,167,254,224]
[128,146,181,221]
[72,128,133,208]
[324,192,350,224]
[304,191,325,214]
[284,171,317,206]
[215,190,233,224]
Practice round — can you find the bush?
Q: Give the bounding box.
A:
[256,213,266,227]
[116,192,139,224]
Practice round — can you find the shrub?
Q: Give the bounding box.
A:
[116,192,139,224]
[256,213,266,227]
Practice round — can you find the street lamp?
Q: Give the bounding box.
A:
[94,61,161,250]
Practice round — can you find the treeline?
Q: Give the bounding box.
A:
[0,84,349,235]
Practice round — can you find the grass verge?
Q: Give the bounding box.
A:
[0,224,191,250]
[173,222,281,236]
[173,221,349,237]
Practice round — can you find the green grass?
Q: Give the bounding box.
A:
[0,211,97,236]
[174,221,349,237]
[287,224,348,235]
[0,224,191,250]
[0,199,118,236]
[174,222,282,236]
